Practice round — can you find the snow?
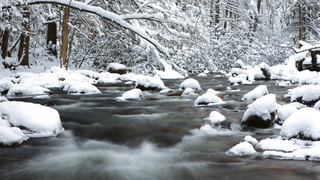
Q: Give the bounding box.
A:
[226,142,256,156]
[314,100,320,111]
[256,138,300,152]
[0,126,28,145]
[288,85,320,103]
[194,89,225,106]
[241,94,277,122]
[276,105,298,125]
[68,83,101,95]
[0,101,64,139]
[280,107,320,140]
[107,63,126,70]
[243,135,259,146]
[116,89,143,101]
[0,96,9,102]
[7,85,50,96]
[135,75,167,90]
[0,80,14,93]
[181,88,197,96]
[180,78,202,91]
[204,111,226,125]
[154,69,184,79]
[242,85,268,101]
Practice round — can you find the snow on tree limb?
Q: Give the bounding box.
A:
[5,0,170,57]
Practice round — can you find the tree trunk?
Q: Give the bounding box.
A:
[299,0,302,41]
[215,0,220,27]
[18,8,30,67]
[47,19,57,56]
[1,29,9,60]
[60,7,70,69]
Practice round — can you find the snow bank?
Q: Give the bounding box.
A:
[0,101,64,139]
[242,85,268,101]
[280,107,320,140]
[180,78,202,90]
[154,69,184,79]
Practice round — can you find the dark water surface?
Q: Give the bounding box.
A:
[1,74,320,180]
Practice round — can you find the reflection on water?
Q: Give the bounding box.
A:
[1,74,320,180]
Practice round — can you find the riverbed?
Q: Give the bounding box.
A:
[1,73,320,180]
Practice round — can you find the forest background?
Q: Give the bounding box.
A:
[1,0,319,74]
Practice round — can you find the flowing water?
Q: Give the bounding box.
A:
[1,74,320,180]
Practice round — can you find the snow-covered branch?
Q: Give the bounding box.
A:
[3,0,170,57]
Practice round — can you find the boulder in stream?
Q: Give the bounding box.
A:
[241,94,277,128]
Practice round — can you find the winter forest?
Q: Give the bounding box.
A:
[2,0,320,180]
[1,0,319,72]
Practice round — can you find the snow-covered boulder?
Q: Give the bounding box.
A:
[274,105,298,125]
[0,126,28,145]
[181,88,198,96]
[107,63,127,75]
[0,80,14,93]
[135,75,167,91]
[0,101,64,138]
[180,78,202,91]
[194,89,225,106]
[226,142,256,156]
[115,89,143,101]
[242,85,268,101]
[7,85,50,96]
[204,111,228,128]
[259,62,271,80]
[68,83,101,94]
[289,85,320,106]
[280,107,320,140]
[241,94,277,128]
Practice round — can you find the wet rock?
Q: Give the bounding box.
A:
[107,63,127,75]
[167,90,184,96]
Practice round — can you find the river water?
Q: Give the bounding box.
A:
[1,74,320,180]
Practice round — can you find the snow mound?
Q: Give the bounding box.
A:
[275,105,298,125]
[0,80,14,93]
[107,63,126,70]
[154,69,184,79]
[0,126,28,145]
[7,85,50,96]
[242,85,268,101]
[289,85,320,104]
[194,89,225,106]
[181,88,197,96]
[226,142,256,156]
[242,135,259,146]
[180,78,202,91]
[256,138,300,152]
[135,75,167,90]
[314,100,320,111]
[0,101,64,138]
[280,107,320,140]
[68,83,101,94]
[204,111,226,125]
[0,96,8,102]
[116,89,143,101]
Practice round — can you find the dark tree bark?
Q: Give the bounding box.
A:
[18,7,30,67]
[60,7,70,69]
[1,29,9,60]
[47,19,57,56]
[252,0,262,33]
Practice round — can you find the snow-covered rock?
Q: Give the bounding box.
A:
[7,85,50,96]
[68,83,101,94]
[242,135,259,146]
[116,89,143,101]
[280,107,320,140]
[275,105,298,125]
[107,63,127,74]
[135,75,167,91]
[289,85,320,105]
[194,89,225,106]
[181,88,198,96]
[255,138,300,152]
[0,96,8,102]
[180,78,202,91]
[204,111,226,126]
[0,101,64,138]
[0,80,14,93]
[314,100,320,111]
[242,85,268,101]
[241,94,277,128]
[0,126,28,145]
[226,142,256,156]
